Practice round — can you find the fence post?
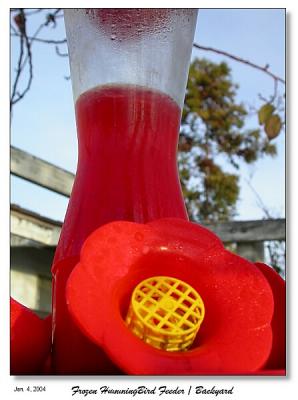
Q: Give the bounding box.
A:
[236,241,264,262]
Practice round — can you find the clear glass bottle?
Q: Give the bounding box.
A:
[52,8,198,374]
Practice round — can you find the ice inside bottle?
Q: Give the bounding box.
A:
[52,9,198,374]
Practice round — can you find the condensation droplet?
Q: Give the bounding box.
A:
[143,245,150,255]
[134,232,144,242]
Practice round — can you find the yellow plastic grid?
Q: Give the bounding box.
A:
[125,276,205,351]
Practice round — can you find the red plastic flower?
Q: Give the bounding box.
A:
[66,218,285,375]
[254,262,286,374]
[10,298,52,375]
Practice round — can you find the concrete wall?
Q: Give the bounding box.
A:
[10,269,52,317]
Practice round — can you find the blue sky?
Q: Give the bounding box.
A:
[10,8,286,222]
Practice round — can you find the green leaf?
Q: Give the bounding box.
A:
[180,57,283,222]
[265,114,282,140]
[258,103,275,125]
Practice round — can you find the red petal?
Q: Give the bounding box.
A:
[67,219,274,374]
[10,298,52,375]
[255,262,286,370]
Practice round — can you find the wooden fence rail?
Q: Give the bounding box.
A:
[11,145,74,197]
[10,145,286,259]
[10,146,286,315]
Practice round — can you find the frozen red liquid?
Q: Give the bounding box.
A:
[86,9,171,41]
[52,85,188,374]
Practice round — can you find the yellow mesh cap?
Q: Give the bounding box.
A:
[125,276,205,351]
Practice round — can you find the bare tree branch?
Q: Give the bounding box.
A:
[193,42,285,85]
[244,177,285,274]
[23,9,43,16]
[55,45,68,57]
[13,18,34,106]
[11,33,67,45]
[245,177,271,218]
[10,9,34,109]
[10,8,66,111]
[10,24,19,35]
[10,26,25,109]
